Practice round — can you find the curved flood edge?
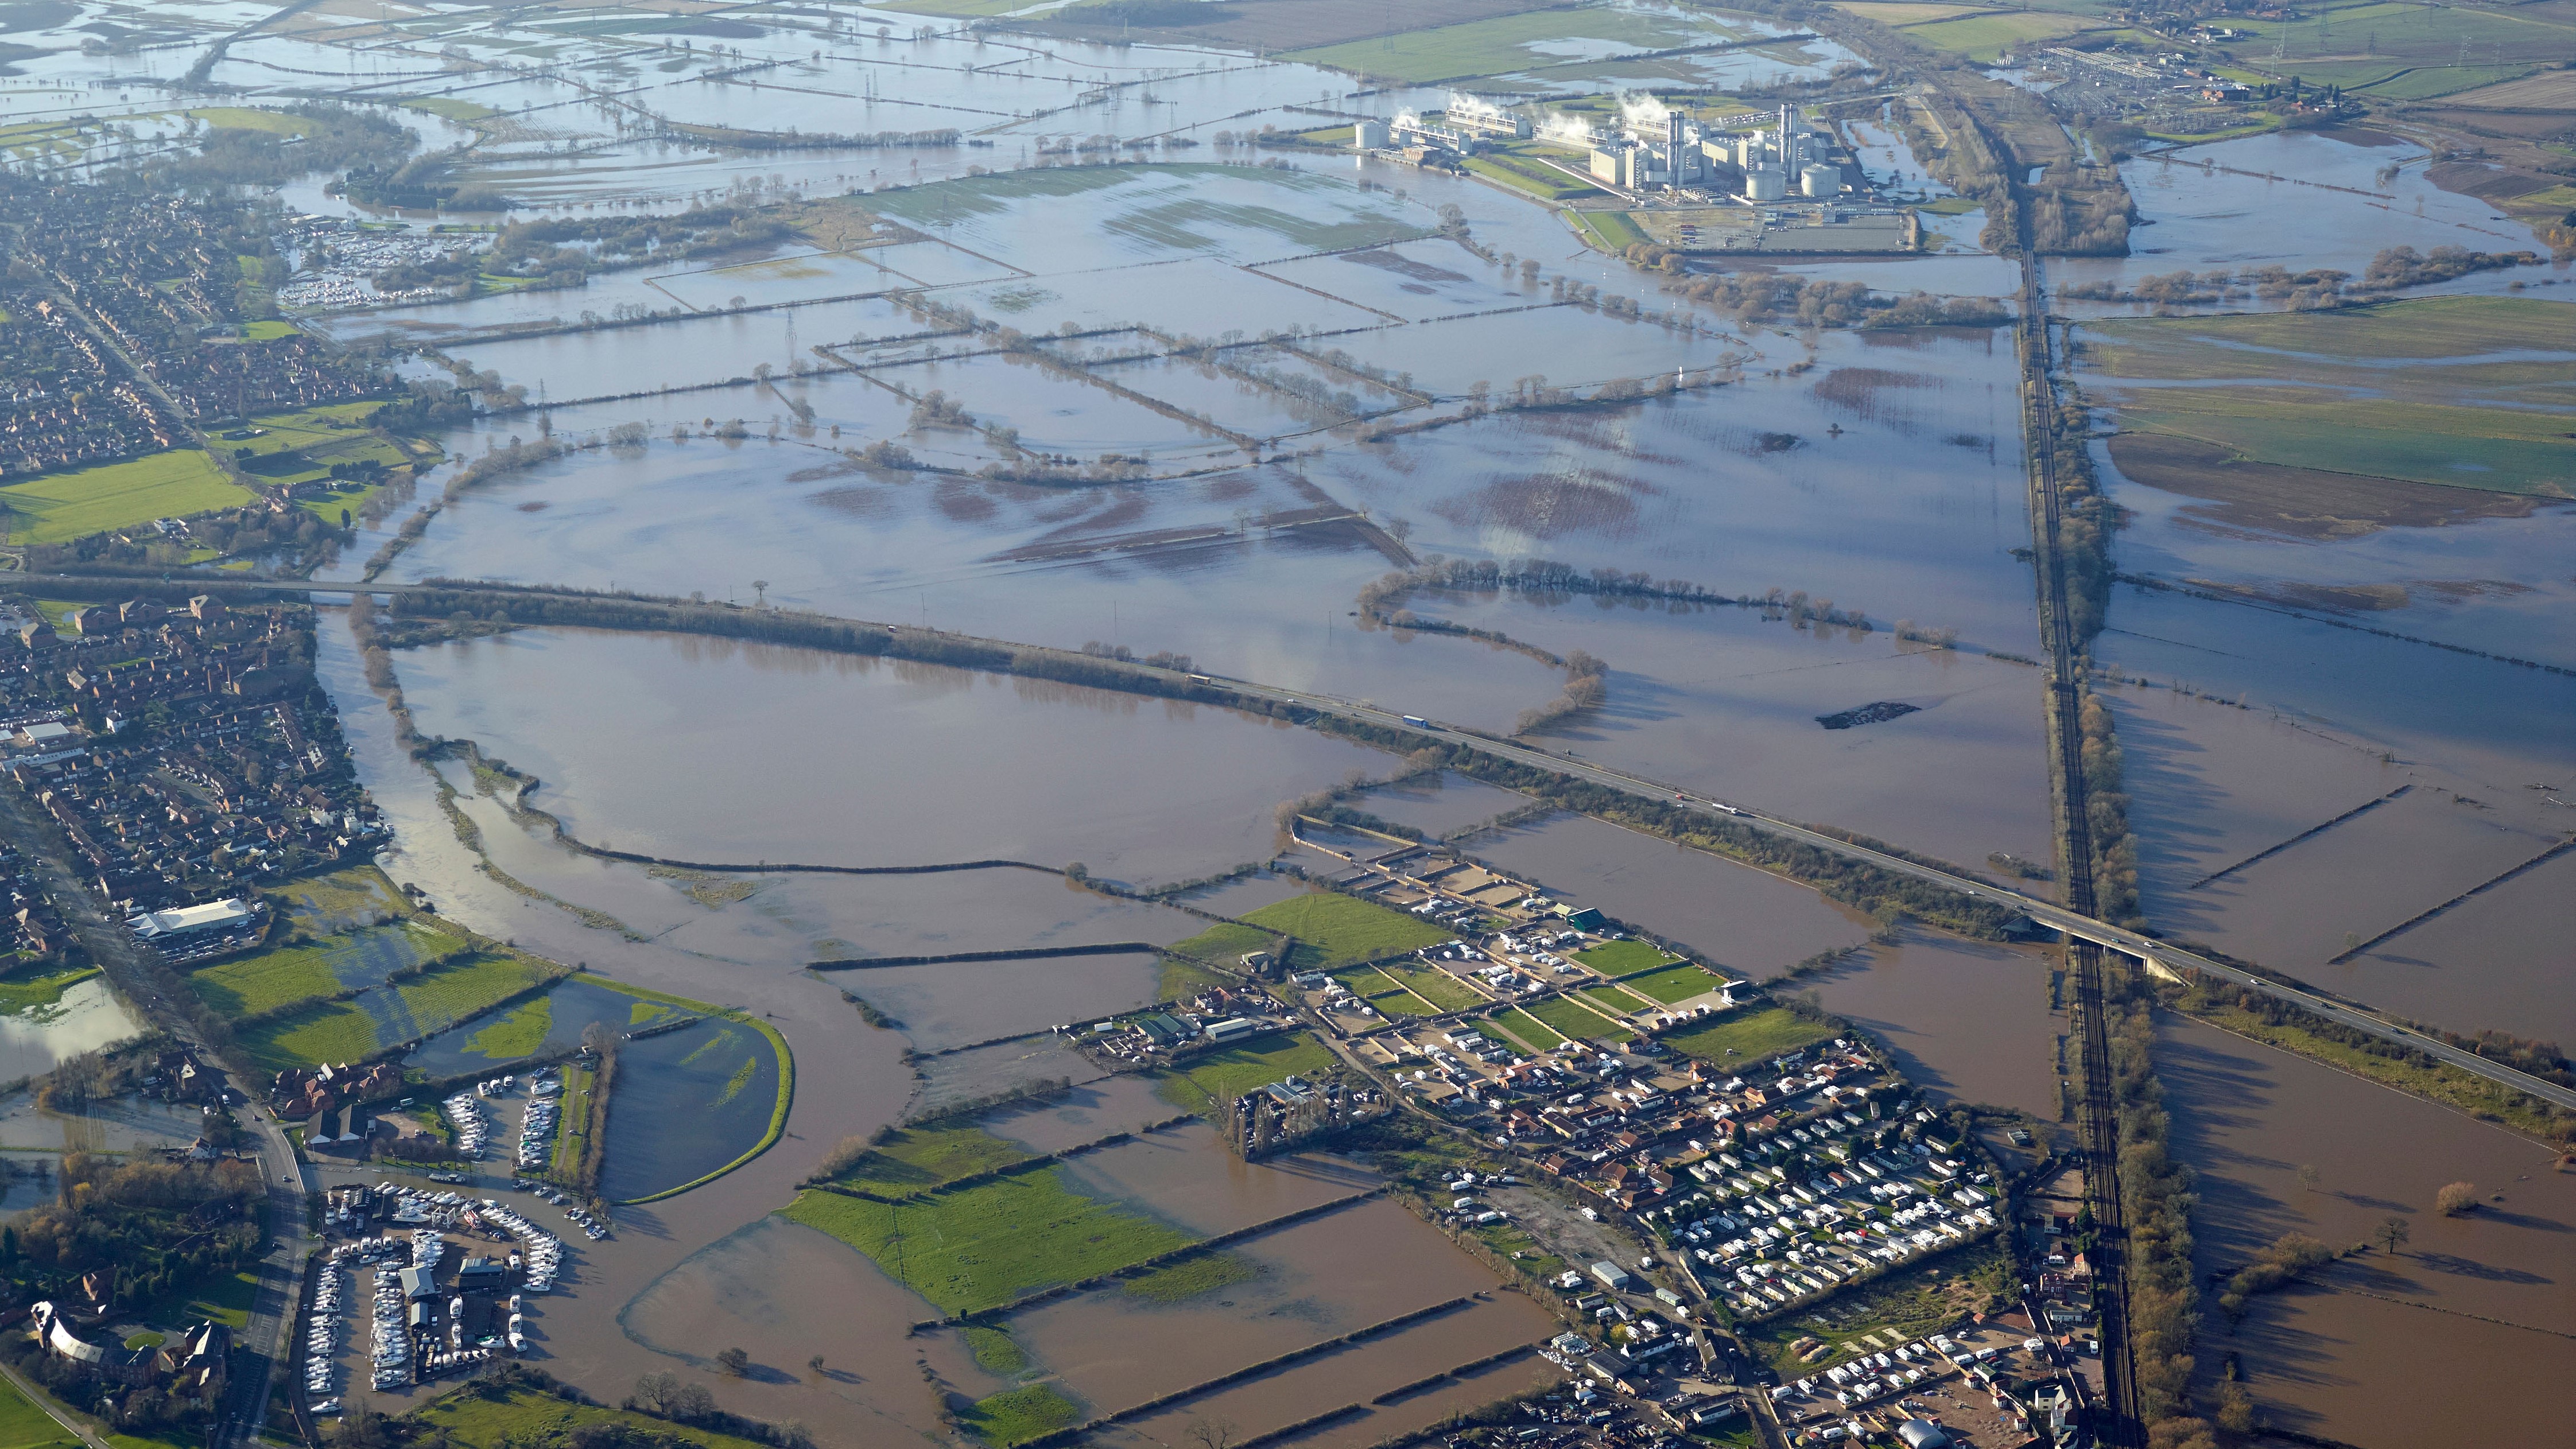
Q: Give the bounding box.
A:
[607,981,795,1206]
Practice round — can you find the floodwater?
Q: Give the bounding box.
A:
[2054,129,2570,305]
[1799,928,2061,1121]
[1004,1199,1557,1444]
[1351,770,1536,841]
[1400,595,2057,873]
[388,627,1394,887]
[599,1018,786,1202]
[0,980,146,1084]
[1462,810,1868,978]
[2158,1011,2575,1446]
[833,950,1167,1053]
[0,1092,215,1154]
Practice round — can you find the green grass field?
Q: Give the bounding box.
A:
[0,1373,78,1449]
[0,449,250,545]
[1464,153,1602,203]
[1496,1007,1565,1050]
[825,1122,1034,1198]
[275,863,409,930]
[411,1385,771,1449]
[2214,1,2572,69]
[1379,959,1487,1012]
[1620,962,1728,1004]
[2086,297,2576,497]
[782,1167,1195,1315]
[1166,920,1274,967]
[134,1268,259,1333]
[189,919,467,1019]
[964,1323,1028,1375]
[1526,992,1628,1044]
[1336,963,1434,1016]
[1900,9,2098,58]
[1237,892,1449,969]
[1661,1006,1834,1065]
[232,948,563,1073]
[1122,1248,1262,1302]
[1583,982,1654,1015]
[2351,63,2534,98]
[0,964,99,1017]
[1575,939,1672,976]
[1153,1030,1339,1110]
[467,995,552,1058]
[1572,209,1650,252]
[957,1384,1083,1448]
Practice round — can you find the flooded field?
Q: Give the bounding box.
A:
[2158,1011,2573,1446]
[1799,929,2062,1121]
[389,627,1393,886]
[0,979,145,1083]
[1461,810,1868,977]
[833,950,1169,1054]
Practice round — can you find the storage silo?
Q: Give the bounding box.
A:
[1355,119,1391,151]
[1743,165,1788,202]
[1800,162,1842,197]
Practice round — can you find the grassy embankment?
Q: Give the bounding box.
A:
[0,450,250,545]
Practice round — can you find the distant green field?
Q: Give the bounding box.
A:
[781,1167,1194,1315]
[1238,892,1449,969]
[467,995,552,1058]
[1154,1030,1339,1110]
[1122,1248,1261,1302]
[2086,297,2576,497]
[2216,1,2573,69]
[1662,1006,1834,1064]
[1583,982,1654,1016]
[2350,63,2535,98]
[1380,958,1487,1012]
[1900,10,2097,58]
[824,1121,1034,1199]
[0,449,250,545]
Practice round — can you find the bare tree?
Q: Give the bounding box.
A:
[1185,1419,1241,1449]
[2295,1163,2319,1194]
[2434,1181,2478,1216]
[2373,1215,2411,1257]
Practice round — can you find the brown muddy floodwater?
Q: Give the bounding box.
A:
[1056,1125,1381,1239]
[1010,1204,1555,1449]
[2112,684,2575,1044]
[1463,810,1869,976]
[2156,1012,2576,1446]
[390,627,1393,886]
[1802,926,2063,1121]
[833,950,1166,1052]
[1351,770,1539,840]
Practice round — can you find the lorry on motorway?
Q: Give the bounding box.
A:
[1400,714,1431,729]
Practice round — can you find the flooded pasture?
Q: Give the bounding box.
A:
[388,627,1395,887]
[2158,1012,2574,1447]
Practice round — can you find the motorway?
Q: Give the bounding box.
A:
[0,778,309,1449]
